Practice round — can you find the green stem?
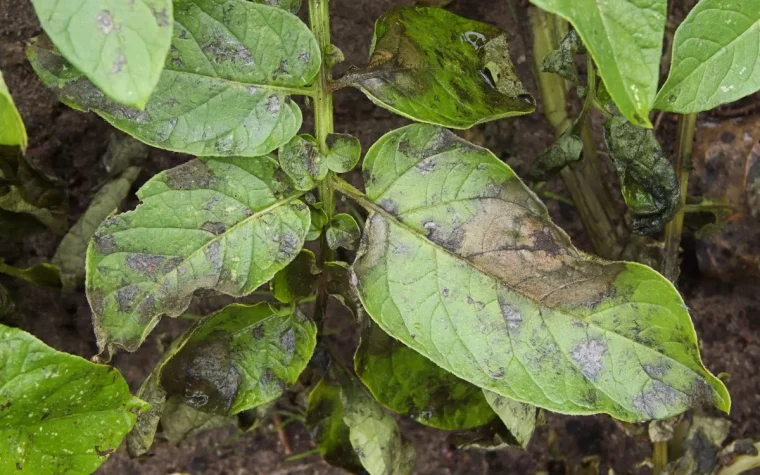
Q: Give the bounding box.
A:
[309,0,335,330]
[653,440,668,475]
[661,113,697,283]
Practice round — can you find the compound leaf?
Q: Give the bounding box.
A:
[86,156,310,354]
[0,324,148,474]
[30,0,172,109]
[343,6,535,129]
[355,321,497,430]
[271,249,319,303]
[531,0,666,127]
[28,0,320,157]
[0,70,27,150]
[160,303,317,415]
[326,213,361,251]
[325,133,361,173]
[351,124,729,422]
[655,0,760,113]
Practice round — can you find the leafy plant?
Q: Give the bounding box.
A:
[3,0,760,473]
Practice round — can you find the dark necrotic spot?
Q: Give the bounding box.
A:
[252,325,265,340]
[116,286,140,313]
[95,235,117,255]
[380,199,398,215]
[201,221,227,235]
[166,160,216,190]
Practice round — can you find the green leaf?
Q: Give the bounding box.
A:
[251,0,301,14]
[325,133,362,173]
[278,134,328,191]
[541,29,584,83]
[0,259,61,289]
[602,114,680,235]
[53,167,141,291]
[28,0,321,157]
[160,396,234,443]
[0,209,48,238]
[482,390,536,449]
[655,0,760,113]
[342,6,534,129]
[271,249,319,303]
[0,71,27,150]
[531,0,666,127]
[30,0,172,109]
[0,324,148,474]
[86,156,311,354]
[529,129,584,179]
[355,321,497,430]
[160,303,317,415]
[326,213,361,251]
[0,283,14,317]
[306,205,329,241]
[350,123,729,422]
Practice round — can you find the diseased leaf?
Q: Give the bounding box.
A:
[0,324,148,474]
[86,156,311,354]
[160,396,234,443]
[355,321,497,430]
[448,419,521,451]
[325,133,361,173]
[325,261,364,321]
[307,205,329,241]
[483,390,536,449]
[531,0,666,126]
[0,70,27,150]
[342,6,534,129]
[663,416,731,475]
[603,114,680,235]
[54,167,141,291]
[278,134,328,191]
[28,0,321,157]
[530,129,583,179]
[541,29,584,83]
[0,259,61,289]
[655,0,760,114]
[126,371,167,457]
[326,213,361,251]
[160,303,317,415]
[251,0,301,14]
[30,0,172,109]
[271,249,319,303]
[350,124,729,422]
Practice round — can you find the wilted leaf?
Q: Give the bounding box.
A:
[86,157,310,354]
[483,390,536,449]
[655,0,760,114]
[355,321,497,430]
[530,129,583,179]
[541,29,584,83]
[342,6,534,129]
[0,283,14,317]
[161,396,234,443]
[54,167,141,291]
[251,0,301,14]
[126,371,167,457]
[278,134,328,191]
[0,259,61,289]
[0,324,148,474]
[28,0,321,157]
[160,303,317,415]
[350,124,729,422]
[325,261,364,321]
[271,249,320,303]
[0,70,27,150]
[325,133,361,173]
[30,0,172,108]
[603,114,680,234]
[717,440,760,475]
[531,0,666,127]
[326,213,361,251]
[663,416,731,475]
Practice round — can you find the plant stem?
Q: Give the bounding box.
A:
[653,440,668,475]
[309,0,335,330]
[661,113,697,283]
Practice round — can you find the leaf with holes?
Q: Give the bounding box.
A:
[655,0,760,113]
[28,0,320,157]
[0,70,26,150]
[531,0,666,126]
[349,123,729,422]
[0,324,148,474]
[86,156,311,354]
[341,6,535,129]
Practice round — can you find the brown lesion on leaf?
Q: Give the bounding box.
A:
[165,160,217,190]
[570,339,607,381]
[201,221,227,235]
[94,234,117,255]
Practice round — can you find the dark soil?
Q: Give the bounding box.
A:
[1,1,758,474]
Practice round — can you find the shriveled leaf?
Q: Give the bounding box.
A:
[325,261,364,321]
[28,0,320,157]
[160,396,234,443]
[531,0,666,126]
[655,0,760,113]
[342,6,534,129]
[717,440,760,475]
[541,29,584,83]
[483,390,536,449]
[0,259,61,289]
[355,321,496,430]
[663,416,731,475]
[86,157,311,354]
[0,324,148,474]
[351,124,729,422]
[325,133,361,173]
[0,70,27,150]
[30,0,172,108]
[160,303,317,415]
[530,129,583,179]
[326,213,361,251]
[603,114,680,235]
[0,283,14,317]
[54,167,141,291]
[271,249,319,303]
[251,0,301,14]
[126,371,167,457]
[278,134,328,191]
